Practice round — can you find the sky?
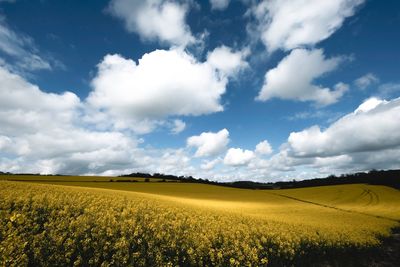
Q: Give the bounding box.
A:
[0,0,399,181]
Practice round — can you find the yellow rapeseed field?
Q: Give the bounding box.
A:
[277,184,400,221]
[0,180,399,266]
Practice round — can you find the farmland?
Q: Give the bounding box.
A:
[0,175,399,266]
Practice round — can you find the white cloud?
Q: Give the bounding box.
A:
[256,48,347,106]
[224,148,255,166]
[0,65,146,175]
[0,66,79,136]
[171,119,186,134]
[354,73,379,89]
[314,155,352,168]
[0,64,199,176]
[255,140,273,155]
[187,129,229,157]
[207,45,248,77]
[210,0,230,11]
[87,47,246,133]
[287,97,400,157]
[200,157,221,170]
[107,0,194,47]
[88,50,224,127]
[251,0,365,52]
[2,66,400,180]
[1,44,399,181]
[153,149,192,174]
[240,96,400,180]
[0,17,52,72]
[354,97,386,113]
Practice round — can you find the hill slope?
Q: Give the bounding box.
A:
[1,181,399,266]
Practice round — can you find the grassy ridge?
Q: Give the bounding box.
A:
[1,180,399,266]
[0,174,163,182]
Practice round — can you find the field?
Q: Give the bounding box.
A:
[1,175,399,266]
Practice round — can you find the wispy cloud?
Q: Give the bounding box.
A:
[354,73,379,89]
[286,110,344,124]
[0,16,62,74]
[378,82,400,98]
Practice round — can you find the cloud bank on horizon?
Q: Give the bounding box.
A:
[0,0,399,181]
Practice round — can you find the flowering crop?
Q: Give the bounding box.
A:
[0,181,398,266]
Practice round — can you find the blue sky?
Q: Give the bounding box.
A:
[0,0,399,181]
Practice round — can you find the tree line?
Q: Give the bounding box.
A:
[119,169,400,190]
[1,169,399,189]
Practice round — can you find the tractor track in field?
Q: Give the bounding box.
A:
[270,192,400,266]
[361,188,380,205]
[269,192,398,223]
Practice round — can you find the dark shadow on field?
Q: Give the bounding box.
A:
[273,227,400,267]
